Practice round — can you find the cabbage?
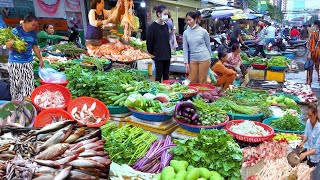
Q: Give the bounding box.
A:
[124,93,142,107]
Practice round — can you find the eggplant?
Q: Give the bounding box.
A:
[184,107,191,113]
[190,109,195,114]
[191,114,199,121]
[182,112,189,117]
[175,102,195,111]
[209,90,219,96]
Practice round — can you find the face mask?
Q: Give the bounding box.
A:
[161,15,168,21]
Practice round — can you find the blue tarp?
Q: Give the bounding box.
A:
[211,13,233,19]
[0,16,7,28]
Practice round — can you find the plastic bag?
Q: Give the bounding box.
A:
[38,67,66,83]
[208,69,218,84]
[161,102,177,116]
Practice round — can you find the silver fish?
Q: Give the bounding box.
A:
[23,107,32,122]
[19,113,26,127]
[32,174,55,180]
[34,159,61,168]
[74,129,100,143]
[64,128,86,143]
[55,154,78,165]
[36,120,74,135]
[69,170,98,180]
[35,166,57,174]
[36,143,69,160]
[38,125,73,151]
[53,166,72,180]
[67,159,105,169]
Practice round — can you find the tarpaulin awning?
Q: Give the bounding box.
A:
[246,14,263,20]
[231,13,248,20]
[211,13,234,19]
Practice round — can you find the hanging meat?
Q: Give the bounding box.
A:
[107,0,136,42]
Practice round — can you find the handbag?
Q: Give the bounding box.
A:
[304,59,314,70]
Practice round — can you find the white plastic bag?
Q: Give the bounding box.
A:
[38,67,66,83]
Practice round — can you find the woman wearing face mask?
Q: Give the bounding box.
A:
[85,0,110,40]
[37,23,69,48]
[147,5,171,82]
[299,103,320,167]
[5,13,44,101]
[183,11,211,84]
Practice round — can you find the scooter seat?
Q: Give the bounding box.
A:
[289,40,306,45]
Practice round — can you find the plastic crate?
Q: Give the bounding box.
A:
[266,70,285,82]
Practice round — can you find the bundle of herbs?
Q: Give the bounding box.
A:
[0,28,27,52]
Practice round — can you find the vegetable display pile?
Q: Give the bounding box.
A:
[34,90,65,109]
[0,100,36,128]
[0,28,27,52]
[174,101,200,125]
[82,55,110,71]
[242,141,288,167]
[270,113,304,131]
[124,94,163,113]
[240,52,250,64]
[214,97,261,115]
[193,99,227,125]
[273,133,302,141]
[153,160,224,180]
[110,163,154,179]
[51,43,85,56]
[194,87,225,103]
[101,123,157,165]
[169,82,195,93]
[251,57,267,65]
[267,56,290,67]
[230,121,270,136]
[266,95,297,107]
[170,129,243,180]
[130,37,147,51]
[132,135,175,173]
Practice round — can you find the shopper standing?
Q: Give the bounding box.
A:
[265,22,276,46]
[300,25,309,40]
[299,103,320,167]
[147,5,171,82]
[5,13,44,101]
[307,20,320,83]
[183,11,211,84]
[253,22,266,58]
[166,12,178,52]
[229,20,246,46]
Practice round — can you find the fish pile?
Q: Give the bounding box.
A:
[0,120,111,179]
[34,90,65,109]
[71,102,104,125]
[0,101,36,128]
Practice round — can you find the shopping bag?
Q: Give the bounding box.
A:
[304,59,314,70]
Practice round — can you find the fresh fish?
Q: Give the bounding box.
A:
[73,168,107,177]
[19,113,26,127]
[67,159,105,169]
[35,166,57,174]
[32,174,55,180]
[38,125,73,151]
[23,106,32,122]
[78,150,108,157]
[36,143,69,160]
[70,170,98,180]
[53,166,72,180]
[37,133,53,141]
[0,154,15,160]
[35,120,74,135]
[74,129,100,143]
[81,140,105,150]
[82,156,111,166]
[64,128,86,143]
[91,145,104,151]
[34,159,61,168]
[55,154,78,165]
[6,122,24,128]
[75,137,98,146]
[63,147,85,157]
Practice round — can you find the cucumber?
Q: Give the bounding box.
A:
[110,93,125,101]
[119,101,125,106]
[113,96,128,106]
[135,107,145,112]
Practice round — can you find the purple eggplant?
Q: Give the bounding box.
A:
[182,112,189,117]
[185,107,191,112]
[191,114,199,121]
[190,108,195,114]
[175,102,195,111]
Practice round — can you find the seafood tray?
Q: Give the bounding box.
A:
[247,80,283,91]
[0,120,111,179]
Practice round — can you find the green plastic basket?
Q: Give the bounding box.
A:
[107,106,130,115]
[227,112,264,121]
[262,117,305,134]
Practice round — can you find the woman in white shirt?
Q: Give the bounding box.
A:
[85,0,110,40]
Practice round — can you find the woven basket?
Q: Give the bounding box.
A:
[67,97,109,127]
[225,120,275,143]
[31,84,72,111]
[33,109,74,127]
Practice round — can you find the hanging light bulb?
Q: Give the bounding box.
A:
[140,0,146,8]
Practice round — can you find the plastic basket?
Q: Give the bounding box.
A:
[40,79,68,87]
[107,106,130,115]
[269,66,287,71]
[67,97,109,127]
[227,112,264,121]
[33,109,74,127]
[0,100,9,107]
[128,108,173,122]
[262,117,305,134]
[243,63,250,68]
[181,86,199,99]
[225,120,275,143]
[170,93,183,102]
[162,80,181,85]
[188,83,215,92]
[31,84,72,111]
[251,64,267,69]
[283,53,295,59]
[174,116,229,133]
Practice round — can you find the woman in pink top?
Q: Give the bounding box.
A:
[224,43,242,70]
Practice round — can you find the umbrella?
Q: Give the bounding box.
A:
[231,13,248,20]
[211,13,233,19]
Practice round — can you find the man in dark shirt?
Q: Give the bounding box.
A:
[229,20,246,46]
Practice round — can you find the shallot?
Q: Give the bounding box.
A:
[34,90,65,109]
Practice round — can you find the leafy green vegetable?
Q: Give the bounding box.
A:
[170,129,242,180]
[82,55,110,71]
[271,113,304,131]
[193,98,227,125]
[267,56,290,67]
[0,28,27,52]
[51,43,85,56]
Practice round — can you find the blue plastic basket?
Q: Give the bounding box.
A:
[283,53,295,59]
[170,93,183,102]
[174,116,229,133]
[262,117,305,134]
[129,108,173,122]
[107,106,130,115]
[227,112,264,121]
[0,100,9,107]
[269,66,287,71]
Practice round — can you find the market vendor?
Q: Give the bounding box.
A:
[5,13,44,101]
[37,23,69,48]
[211,51,236,89]
[299,103,320,167]
[224,44,242,71]
[85,0,110,40]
